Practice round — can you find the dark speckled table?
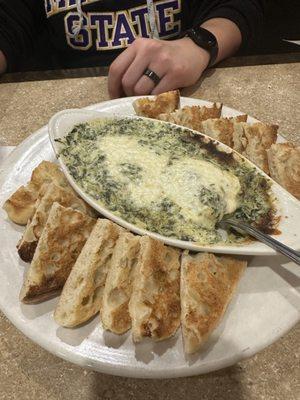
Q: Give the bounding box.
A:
[0,62,299,400]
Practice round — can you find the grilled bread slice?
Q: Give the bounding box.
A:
[17,182,96,263]
[2,183,38,226]
[232,122,278,174]
[158,103,222,132]
[54,219,123,327]
[181,252,246,354]
[101,232,140,334]
[30,160,69,189]
[199,115,247,147]
[3,161,69,225]
[129,236,181,342]
[267,143,300,200]
[133,90,180,118]
[20,203,96,303]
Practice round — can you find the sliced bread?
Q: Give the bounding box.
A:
[17,182,96,262]
[54,219,123,327]
[101,232,140,334]
[133,90,180,118]
[20,202,96,303]
[267,142,300,199]
[181,252,246,354]
[129,236,181,342]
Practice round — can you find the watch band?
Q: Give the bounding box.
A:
[183,27,218,68]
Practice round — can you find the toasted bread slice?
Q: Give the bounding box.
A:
[2,183,38,225]
[54,219,123,327]
[133,90,180,118]
[3,161,69,225]
[17,182,96,263]
[158,103,223,130]
[20,203,96,303]
[232,122,278,174]
[267,143,300,200]
[129,236,181,342]
[199,115,247,147]
[181,252,246,354]
[231,115,248,123]
[101,232,140,334]
[158,103,222,132]
[30,160,69,189]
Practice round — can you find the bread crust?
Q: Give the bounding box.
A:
[233,122,278,174]
[181,252,246,354]
[3,183,38,225]
[129,236,181,342]
[17,182,96,262]
[267,143,300,199]
[133,90,180,118]
[158,103,223,131]
[199,115,247,147]
[20,203,96,303]
[54,219,123,327]
[101,232,140,334]
[3,161,69,225]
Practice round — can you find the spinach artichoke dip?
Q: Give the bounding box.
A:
[57,118,276,244]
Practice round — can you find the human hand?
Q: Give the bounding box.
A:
[108,37,210,99]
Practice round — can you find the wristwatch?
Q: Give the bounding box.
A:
[183,27,219,68]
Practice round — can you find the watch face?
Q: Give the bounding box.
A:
[187,27,218,68]
[192,27,217,49]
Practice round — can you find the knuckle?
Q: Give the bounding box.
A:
[172,64,186,78]
[121,76,133,92]
[133,82,149,96]
[157,51,171,65]
[109,61,119,76]
[149,39,161,51]
[137,38,160,53]
[134,38,162,56]
[134,37,146,47]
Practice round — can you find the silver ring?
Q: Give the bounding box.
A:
[143,68,161,86]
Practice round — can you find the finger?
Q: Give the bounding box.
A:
[134,64,167,96]
[108,45,136,99]
[121,53,152,97]
[151,74,180,95]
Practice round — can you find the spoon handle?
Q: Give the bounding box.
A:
[221,219,300,265]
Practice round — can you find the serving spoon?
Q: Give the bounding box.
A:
[219,218,300,265]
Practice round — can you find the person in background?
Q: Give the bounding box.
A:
[0,0,265,98]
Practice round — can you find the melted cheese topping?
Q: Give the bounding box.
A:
[99,135,166,206]
[59,118,273,244]
[161,159,240,228]
[99,135,240,229]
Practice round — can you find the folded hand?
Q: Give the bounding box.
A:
[108,37,210,99]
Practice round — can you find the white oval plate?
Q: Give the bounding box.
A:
[48,107,300,256]
[0,97,299,379]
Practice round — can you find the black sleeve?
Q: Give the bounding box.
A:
[190,0,265,49]
[0,0,46,72]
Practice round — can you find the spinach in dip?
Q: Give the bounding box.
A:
[56,118,276,244]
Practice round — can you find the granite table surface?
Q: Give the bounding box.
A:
[0,62,299,400]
